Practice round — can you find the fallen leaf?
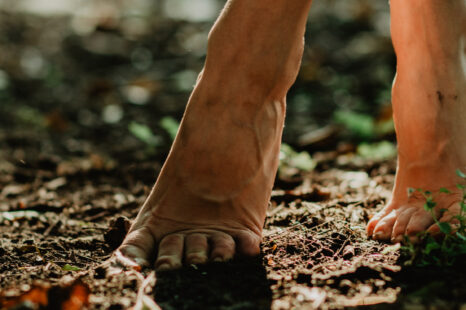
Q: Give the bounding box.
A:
[62,264,82,272]
[1,184,29,197]
[0,210,39,222]
[61,282,90,310]
[0,281,90,310]
[45,177,67,190]
[1,285,49,309]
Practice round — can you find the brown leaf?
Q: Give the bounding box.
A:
[1,184,30,197]
[61,282,90,310]
[0,281,90,310]
[1,284,49,309]
[45,177,67,190]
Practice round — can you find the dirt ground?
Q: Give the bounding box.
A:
[1,148,466,310]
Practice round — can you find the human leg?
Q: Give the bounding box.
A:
[367,0,466,242]
[117,0,313,269]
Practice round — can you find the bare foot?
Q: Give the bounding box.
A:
[117,94,285,269]
[115,0,313,270]
[367,0,466,243]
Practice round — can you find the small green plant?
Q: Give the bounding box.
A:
[401,169,466,266]
[357,140,397,161]
[128,121,162,155]
[279,143,315,173]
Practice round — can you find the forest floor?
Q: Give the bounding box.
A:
[1,6,466,310]
[1,148,466,310]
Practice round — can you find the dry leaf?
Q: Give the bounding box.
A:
[0,281,90,310]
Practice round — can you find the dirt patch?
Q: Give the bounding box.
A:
[2,152,466,310]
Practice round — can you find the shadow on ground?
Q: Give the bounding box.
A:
[154,257,272,310]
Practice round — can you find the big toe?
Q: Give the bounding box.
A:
[372,209,398,240]
[367,208,391,237]
[117,226,156,268]
[235,230,261,257]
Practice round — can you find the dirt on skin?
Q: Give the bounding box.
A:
[1,149,466,310]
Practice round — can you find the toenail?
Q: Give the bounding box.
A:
[212,257,223,262]
[373,231,386,240]
[157,263,171,271]
[186,252,207,264]
[133,257,149,267]
[189,258,205,265]
[391,235,403,243]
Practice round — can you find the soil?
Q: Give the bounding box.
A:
[1,150,466,309]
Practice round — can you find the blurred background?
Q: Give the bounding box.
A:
[0,0,396,170]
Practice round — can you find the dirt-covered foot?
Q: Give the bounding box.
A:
[367,0,466,243]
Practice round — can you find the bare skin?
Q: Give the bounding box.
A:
[117,0,313,270]
[367,0,466,242]
[117,0,466,270]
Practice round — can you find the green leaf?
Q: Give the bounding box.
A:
[453,215,465,222]
[159,116,180,141]
[438,222,452,234]
[424,241,440,254]
[334,110,375,140]
[456,232,466,241]
[290,152,315,171]
[407,188,415,196]
[423,200,436,211]
[279,144,315,172]
[456,184,465,190]
[128,121,161,147]
[62,264,81,271]
[461,202,466,212]
[439,188,450,194]
[357,141,397,161]
[456,169,466,178]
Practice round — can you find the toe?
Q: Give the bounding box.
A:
[185,233,209,265]
[405,209,435,241]
[118,226,156,268]
[367,207,391,237]
[372,209,397,240]
[427,203,461,236]
[235,230,261,256]
[210,232,235,262]
[155,234,184,270]
[391,207,416,243]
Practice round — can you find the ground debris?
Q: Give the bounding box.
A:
[104,216,132,250]
[0,280,90,310]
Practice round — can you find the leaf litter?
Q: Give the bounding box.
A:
[1,151,465,309]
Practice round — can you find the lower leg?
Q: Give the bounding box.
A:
[367,0,466,242]
[118,0,313,269]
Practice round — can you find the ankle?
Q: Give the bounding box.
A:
[193,72,288,113]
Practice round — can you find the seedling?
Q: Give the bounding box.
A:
[402,169,466,266]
